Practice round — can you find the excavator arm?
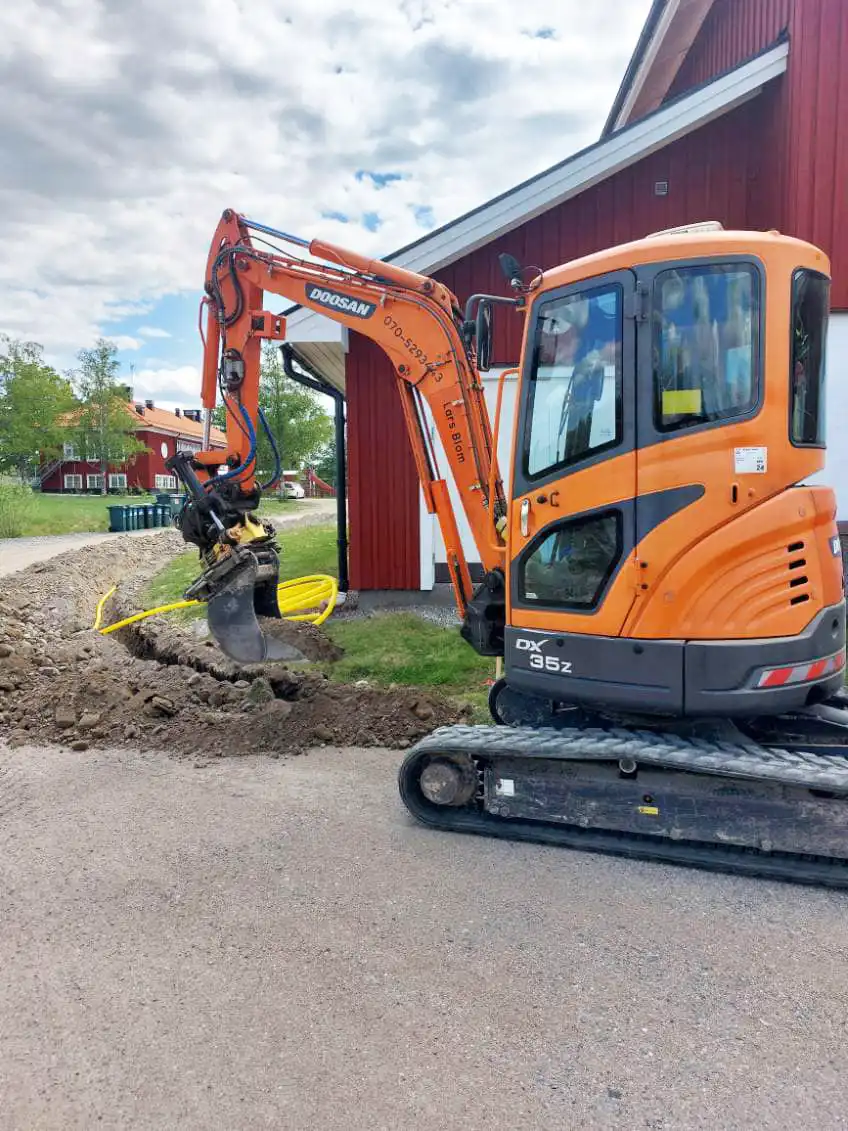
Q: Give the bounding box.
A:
[168,209,516,661]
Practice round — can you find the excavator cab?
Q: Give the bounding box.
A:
[492,227,844,723]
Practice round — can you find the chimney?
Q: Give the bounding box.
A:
[119,384,133,401]
[174,408,181,417]
[145,399,154,410]
[135,402,145,416]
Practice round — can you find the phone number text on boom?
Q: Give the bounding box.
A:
[384,315,428,364]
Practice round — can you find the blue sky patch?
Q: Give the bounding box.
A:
[355,170,404,188]
[102,291,205,374]
[412,205,435,228]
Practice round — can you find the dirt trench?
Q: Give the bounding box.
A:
[0,534,467,760]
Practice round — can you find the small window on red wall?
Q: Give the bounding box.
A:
[160,440,169,458]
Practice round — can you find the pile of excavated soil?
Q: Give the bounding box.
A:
[0,535,467,759]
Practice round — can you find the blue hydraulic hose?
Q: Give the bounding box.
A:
[257,408,282,491]
[205,402,256,488]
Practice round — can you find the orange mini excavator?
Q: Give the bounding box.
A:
[167,209,848,887]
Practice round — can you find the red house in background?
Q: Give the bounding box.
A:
[39,397,227,493]
[283,0,848,592]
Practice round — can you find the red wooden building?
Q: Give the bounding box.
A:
[287,0,848,591]
[40,397,227,493]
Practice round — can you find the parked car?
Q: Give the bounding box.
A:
[282,481,305,499]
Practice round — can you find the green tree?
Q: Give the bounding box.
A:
[311,435,337,489]
[71,338,146,494]
[254,345,332,486]
[0,334,75,483]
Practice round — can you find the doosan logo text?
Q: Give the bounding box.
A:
[306,286,376,319]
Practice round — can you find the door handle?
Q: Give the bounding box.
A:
[520,498,530,537]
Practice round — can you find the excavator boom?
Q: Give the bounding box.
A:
[170,209,514,660]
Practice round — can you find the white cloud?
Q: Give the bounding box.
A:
[130,364,202,411]
[0,0,652,369]
[109,335,143,351]
[137,326,172,339]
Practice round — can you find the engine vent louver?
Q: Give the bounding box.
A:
[787,542,810,606]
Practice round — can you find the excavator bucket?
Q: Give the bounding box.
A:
[205,552,307,664]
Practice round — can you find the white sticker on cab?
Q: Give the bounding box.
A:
[734,446,767,474]
[496,778,515,797]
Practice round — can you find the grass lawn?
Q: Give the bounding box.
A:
[142,521,495,719]
[144,521,340,611]
[326,614,494,719]
[258,498,305,517]
[7,492,157,537]
[0,489,305,539]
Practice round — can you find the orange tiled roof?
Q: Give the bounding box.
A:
[59,399,228,448]
[127,401,227,447]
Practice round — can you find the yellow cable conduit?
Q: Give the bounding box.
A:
[93,574,339,635]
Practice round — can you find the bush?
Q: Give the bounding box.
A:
[0,484,33,538]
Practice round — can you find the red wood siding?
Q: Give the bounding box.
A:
[666,0,848,308]
[782,0,848,307]
[346,335,420,589]
[434,96,772,364]
[138,430,181,484]
[41,460,145,492]
[40,429,225,491]
[667,0,792,96]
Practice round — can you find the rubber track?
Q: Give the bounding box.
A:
[397,724,848,890]
[411,724,848,791]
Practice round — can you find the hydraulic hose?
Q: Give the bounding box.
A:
[95,573,339,636]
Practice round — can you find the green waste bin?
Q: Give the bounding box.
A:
[155,492,176,517]
[157,504,171,527]
[142,504,154,529]
[126,506,136,531]
[107,505,127,533]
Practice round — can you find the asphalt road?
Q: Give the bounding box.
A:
[2,740,847,1130]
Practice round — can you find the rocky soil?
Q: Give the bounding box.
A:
[0,534,466,759]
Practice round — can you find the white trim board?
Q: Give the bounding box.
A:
[612,0,681,133]
[286,41,788,342]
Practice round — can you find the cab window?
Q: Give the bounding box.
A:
[791,269,829,447]
[653,263,759,432]
[519,511,622,609]
[524,283,622,478]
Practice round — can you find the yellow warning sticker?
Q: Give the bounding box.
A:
[662,389,702,415]
[637,805,659,816]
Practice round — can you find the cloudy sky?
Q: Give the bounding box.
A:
[0,0,651,409]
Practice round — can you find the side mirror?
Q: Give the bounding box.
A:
[499,253,523,290]
[475,300,493,372]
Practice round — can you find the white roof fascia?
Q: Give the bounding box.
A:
[612,0,680,133]
[284,311,347,346]
[286,40,788,340]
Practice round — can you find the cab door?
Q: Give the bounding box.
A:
[507,270,638,637]
[629,256,764,638]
